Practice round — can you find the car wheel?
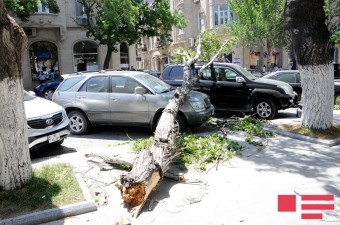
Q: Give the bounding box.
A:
[155,114,187,133]
[43,88,55,100]
[255,98,278,120]
[68,111,89,135]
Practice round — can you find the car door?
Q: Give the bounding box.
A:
[109,76,149,124]
[76,76,111,122]
[211,66,250,110]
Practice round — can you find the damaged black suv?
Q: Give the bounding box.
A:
[160,62,298,119]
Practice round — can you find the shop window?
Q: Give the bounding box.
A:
[73,41,98,72]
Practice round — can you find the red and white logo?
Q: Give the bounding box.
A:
[278,194,335,219]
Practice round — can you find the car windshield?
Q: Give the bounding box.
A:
[235,65,257,80]
[24,90,35,101]
[135,73,173,94]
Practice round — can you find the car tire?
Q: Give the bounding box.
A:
[155,114,187,133]
[68,111,90,135]
[255,98,278,120]
[43,88,55,100]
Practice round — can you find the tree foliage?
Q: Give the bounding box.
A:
[170,28,235,63]
[228,0,286,49]
[324,0,340,44]
[77,0,186,69]
[4,0,59,22]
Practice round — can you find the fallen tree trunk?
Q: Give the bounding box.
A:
[116,36,230,217]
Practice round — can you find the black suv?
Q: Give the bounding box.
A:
[160,62,298,119]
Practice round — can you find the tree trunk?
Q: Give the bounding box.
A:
[0,2,32,191]
[103,47,113,70]
[284,0,334,129]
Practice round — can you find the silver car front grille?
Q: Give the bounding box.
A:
[27,112,63,129]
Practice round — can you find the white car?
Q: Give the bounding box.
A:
[24,90,70,150]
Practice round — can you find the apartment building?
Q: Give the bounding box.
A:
[18,0,138,90]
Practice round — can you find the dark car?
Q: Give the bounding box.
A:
[33,78,63,100]
[262,70,340,103]
[261,70,302,101]
[160,62,298,119]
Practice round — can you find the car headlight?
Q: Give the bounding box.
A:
[279,85,294,95]
[190,101,205,112]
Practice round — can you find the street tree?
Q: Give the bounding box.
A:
[0,2,32,191]
[77,0,186,69]
[228,0,286,68]
[284,0,340,129]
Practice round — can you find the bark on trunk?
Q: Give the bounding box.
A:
[0,2,32,191]
[300,64,334,129]
[284,0,334,129]
[103,47,113,70]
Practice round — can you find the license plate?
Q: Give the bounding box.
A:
[48,133,60,143]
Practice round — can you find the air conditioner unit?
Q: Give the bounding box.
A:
[24,28,37,37]
[76,17,87,25]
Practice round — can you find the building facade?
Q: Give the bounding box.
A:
[18,0,138,90]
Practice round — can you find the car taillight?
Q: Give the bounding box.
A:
[159,74,164,80]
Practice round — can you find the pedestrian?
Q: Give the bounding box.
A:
[262,65,266,73]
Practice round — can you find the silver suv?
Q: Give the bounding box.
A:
[52,71,214,134]
[24,91,70,150]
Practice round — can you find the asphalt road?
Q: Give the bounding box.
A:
[30,108,298,160]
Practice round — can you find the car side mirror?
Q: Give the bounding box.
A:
[236,77,246,83]
[135,86,147,95]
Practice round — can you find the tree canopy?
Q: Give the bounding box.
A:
[4,0,59,22]
[77,0,186,69]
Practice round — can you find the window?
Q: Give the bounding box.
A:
[178,28,184,35]
[76,1,86,17]
[169,67,185,80]
[214,5,235,26]
[58,76,86,91]
[37,0,50,13]
[276,73,297,83]
[79,76,109,93]
[215,67,237,82]
[111,77,141,94]
[120,43,129,70]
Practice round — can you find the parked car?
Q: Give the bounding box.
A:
[52,71,214,135]
[160,62,298,119]
[33,78,63,100]
[24,90,70,150]
[262,70,340,102]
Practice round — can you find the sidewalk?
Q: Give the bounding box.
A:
[4,110,340,225]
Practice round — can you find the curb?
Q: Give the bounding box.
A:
[264,126,340,147]
[0,173,97,225]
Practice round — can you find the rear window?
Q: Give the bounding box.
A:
[169,67,184,80]
[57,76,85,91]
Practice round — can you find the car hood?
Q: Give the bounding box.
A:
[256,78,292,87]
[160,89,208,101]
[24,97,64,119]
